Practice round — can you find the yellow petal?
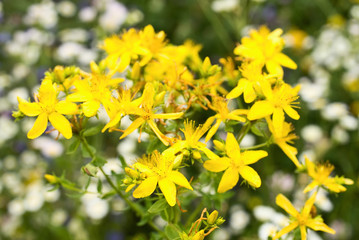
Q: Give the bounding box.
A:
[147,120,169,146]
[203,158,230,173]
[273,108,284,137]
[18,98,41,116]
[197,146,220,160]
[303,181,318,193]
[120,117,146,139]
[158,178,177,207]
[217,167,239,193]
[27,112,48,139]
[66,92,89,102]
[48,112,72,139]
[284,105,300,120]
[243,84,256,103]
[277,141,301,168]
[239,166,261,188]
[275,53,297,69]
[305,157,316,178]
[266,60,283,78]
[226,81,246,99]
[82,100,101,117]
[225,132,241,158]
[306,219,336,234]
[38,79,57,105]
[55,101,78,115]
[300,225,307,240]
[276,194,299,217]
[133,176,158,198]
[169,171,193,190]
[273,222,299,240]
[247,100,274,120]
[142,83,155,110]
[241,150,268,165]
[227,113,246,122]
[117,52,132,72]
[153,112,184,120]
[302,191,317,219]
[205,119,221,142]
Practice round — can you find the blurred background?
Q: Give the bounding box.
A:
[1,0,359,239]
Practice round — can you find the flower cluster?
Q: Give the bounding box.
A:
[14,25,353,239]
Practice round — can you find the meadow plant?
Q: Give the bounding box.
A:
[14,25,353,240]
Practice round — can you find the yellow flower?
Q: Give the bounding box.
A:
[267,117,301,168]
[130,151,193,206]
[274,192,335,240]
[204,97,247,142]
[101,88,143,133]
[203,133,267,192]
[120,83,183,146]
[247,82,300,133]
[234,26,297,77]
[162,120,218,166]
[226,62,275,103]
[18,79,78,139]
[67,61,123,117]
[102,25,166,72]
[304,157,354,193]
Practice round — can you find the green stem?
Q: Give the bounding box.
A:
[80,136,167,238]
[237,122,251,144]
[197,0,233,53]
[241,142,269,150]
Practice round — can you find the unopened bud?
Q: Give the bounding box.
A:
[216,217,225,226]
[192,230,205,240]
[125,167,138,178]
[155,91,166,104]
[192,151,202,160]
[131,61,141,80]
[213,140,225,151]
[90,61,100,74]
[44,174,58,184]
[207,210,218,225]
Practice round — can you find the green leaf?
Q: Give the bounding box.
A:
[101,190,116,199]
[97,179,103,193]
[148,198,168,214]
[137,213,152,226]
[251,119,268,137]
[91,156,107,167]
[165,224,181,240]
[81,164,98,177]
[67,138,80,154]
[83,124,104,137]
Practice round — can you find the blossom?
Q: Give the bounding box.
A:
[234,26,297,77]
[130,151,193,206]
[66,61,123,117]
[304,157,354,193]
[247,82,300,133]
[203,133,267,192]
[267,117,301,168]
[274,192,335,240]
[119,83,183,146]
[18,79,78,139]
[204,97,247,142]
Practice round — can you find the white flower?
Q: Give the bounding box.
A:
[211,0,238,12]
[315,189,333,212]
[301,125,323,143]
[79,7,97,22]
[56,42,83,62]
[239,133,255,148]
[82,194,109,220]
[51,209,68,226]
[211,228,231,240]
[229,206,250,234]
[44,188,61,202]
[253,205,276,222]
[258,223,278,240]
[99,1,127,32]
[60,28,89,43]
[322,102,348,120]
[339,115,358,130]
[331,125,349,144]
[56,1,77,17]
[32,137,64,158]
[8,199,25,216]
[23,1,58,29]
[23,186,45,212]
[8,87,29,105]
[0,117,19,145]
[100,158,123,176]
[20,150,38,167]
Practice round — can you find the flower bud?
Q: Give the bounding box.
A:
[213,140,225,151]
[192,151,202,160]
[207,210,218,225]
[125,167,138,178]
[131,61,141,80]
[192,230,204,240]
[90,61,100,74]
[44,174,58,184]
